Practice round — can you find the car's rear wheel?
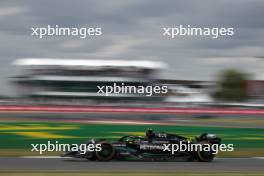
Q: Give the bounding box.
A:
[196,141,215,162]
[95,142,115,161]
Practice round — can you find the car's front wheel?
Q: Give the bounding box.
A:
[95,142,115,161]
[196,141,215,162]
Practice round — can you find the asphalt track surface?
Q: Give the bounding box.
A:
[0,157,263,171]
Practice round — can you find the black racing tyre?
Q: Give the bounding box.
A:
[95,142,115,161]
[196,141,215,162]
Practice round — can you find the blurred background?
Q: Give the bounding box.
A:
[0,0,264,175]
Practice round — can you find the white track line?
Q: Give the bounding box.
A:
[252,157,264,159]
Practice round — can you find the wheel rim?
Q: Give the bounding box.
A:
[96,143,115,161]
[197,142,215,161]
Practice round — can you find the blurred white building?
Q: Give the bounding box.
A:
[11,58,166,103]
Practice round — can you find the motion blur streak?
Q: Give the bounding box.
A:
[1,105,264,115]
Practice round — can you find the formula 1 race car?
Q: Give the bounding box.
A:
[62,130,221,162]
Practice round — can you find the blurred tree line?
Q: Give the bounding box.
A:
[213,69,248,102]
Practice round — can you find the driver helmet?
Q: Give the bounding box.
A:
[146,128,154,138]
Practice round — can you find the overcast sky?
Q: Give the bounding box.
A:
[1,0,264,95]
